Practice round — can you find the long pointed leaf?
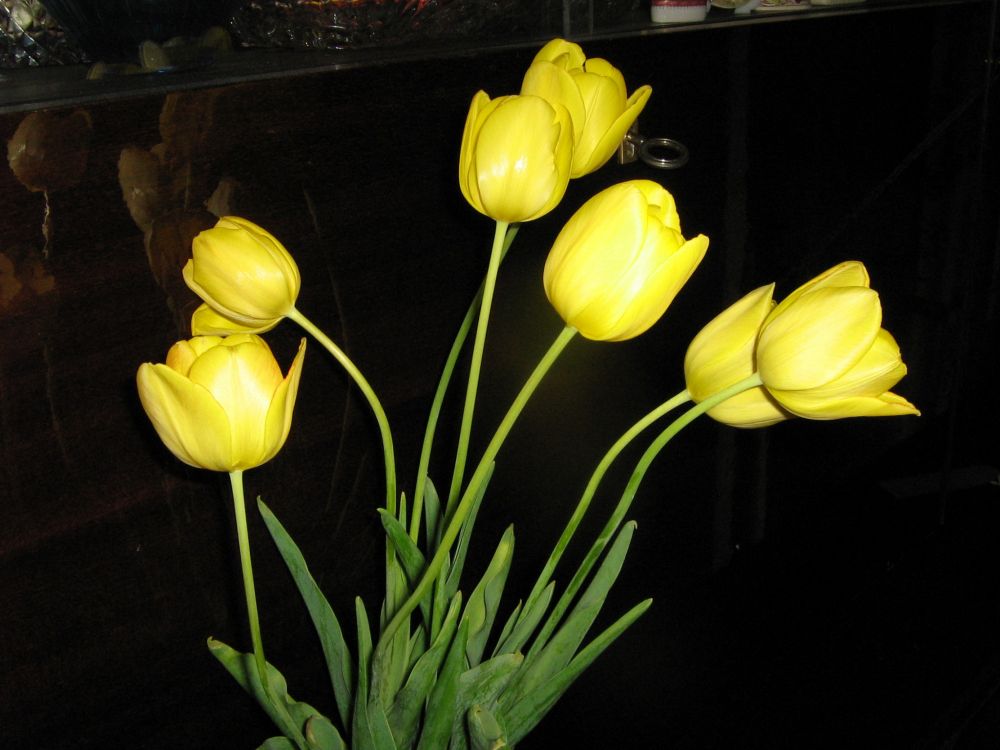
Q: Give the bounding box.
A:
[444,464,495,600]
[305,714,348,750]
[423,477,442,550]
[451,652,523,741]
[367,695,399,750]
[505,598,652,744]
[258,739,298,750]
[387,593,463,749]
[467,704,508,750]
[416,618,470,750]
[208,637,314,748]
[258,500,353,729]
[493,582,554,658]
[379,509,427,584]
[353,598,376,750]
[511,522,636,704]
[463,526,514,666]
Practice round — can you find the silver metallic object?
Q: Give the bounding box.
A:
[619,121,689,170]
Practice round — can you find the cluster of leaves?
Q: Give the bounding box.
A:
[212,471,648,750]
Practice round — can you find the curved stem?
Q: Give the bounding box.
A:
[517,388,693,628]
[377,325,577,650]
[445,220,509,512]
[287,308,397,519]
[229,470,269,694]
[409,224,519,542]
[531,373,764,653]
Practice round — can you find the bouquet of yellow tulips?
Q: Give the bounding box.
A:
[135,38,918,749]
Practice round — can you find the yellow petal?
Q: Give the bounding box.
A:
[521,61,585,144]
[136,362,234,470]
[532,38,585,69]
[573,84,652,177]
[543,184,648,325]
[684,284,775,402]
[593,231,708,342]
[191,302,280,336]
[769,388,920,419]
[768,260,870,321]
[166,335,225,375]
[706,387,791,428]
[795,329,907,401]
[185,217,300,325]
[458,90,493,214]
[758,286,881,391]
[261,338,307,465]
[187,337,283,467]
[473,95,570,222]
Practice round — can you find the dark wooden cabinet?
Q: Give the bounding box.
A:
[2,2,999,746]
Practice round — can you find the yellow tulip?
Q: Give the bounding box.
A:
[458,91,573,223]
[521,38,652,178]
[137,334,306,471]
[183,216,300,333]
[756,261,919,419]
[684,284,790,428]
[543,180,709,342]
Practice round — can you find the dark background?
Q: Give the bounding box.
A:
[1,3,999,747]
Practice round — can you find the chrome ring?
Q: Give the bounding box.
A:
[639,137,689,169]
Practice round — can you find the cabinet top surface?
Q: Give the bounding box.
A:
[0,0,982,113]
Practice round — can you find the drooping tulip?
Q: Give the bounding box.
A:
[458,91,573,223]
[521,38,652,178]
[684,284,790,428]
[183,216,300,334]
[543,180,708,342]
[756,261,919,419]
[137,334,306,471]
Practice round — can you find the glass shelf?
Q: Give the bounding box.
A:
[0,0,984,113]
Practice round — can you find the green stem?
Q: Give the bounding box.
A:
[287,308,397,519]
[377,325,578,650]
[531,372,764,654]
[445,219,509,513]
[409,224,519,543]
[229,470,269,695]
[516,388,693,630]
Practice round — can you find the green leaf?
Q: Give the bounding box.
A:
[444,463,495,601]
[463,526,514,666]
[467,704,508,750]
[374,557,415,706]
[511,522,636,705]
[258,499,354,729]
[367,694,399,750]
[379,509,432,629]
[379,509,427,584]
[491,602,522,657]
[305,714,347,750]
[492,582,554,658]
[423,477,442,550]
[415,617,470,750]
[208,637,316,748]
[387,593,463,749]
[258,738,298,750]
[505,598,652,745]
[449,652,522,744]
[456,653,523,716]
[352,598,376,750]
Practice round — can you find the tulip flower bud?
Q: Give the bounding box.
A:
[756,261,919,419]
[522,38,652,178]
[684,284,790,428]
[458,91,573,223]
[137,334,306,472]
[544,180,708,342]
[183,216,300,333]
